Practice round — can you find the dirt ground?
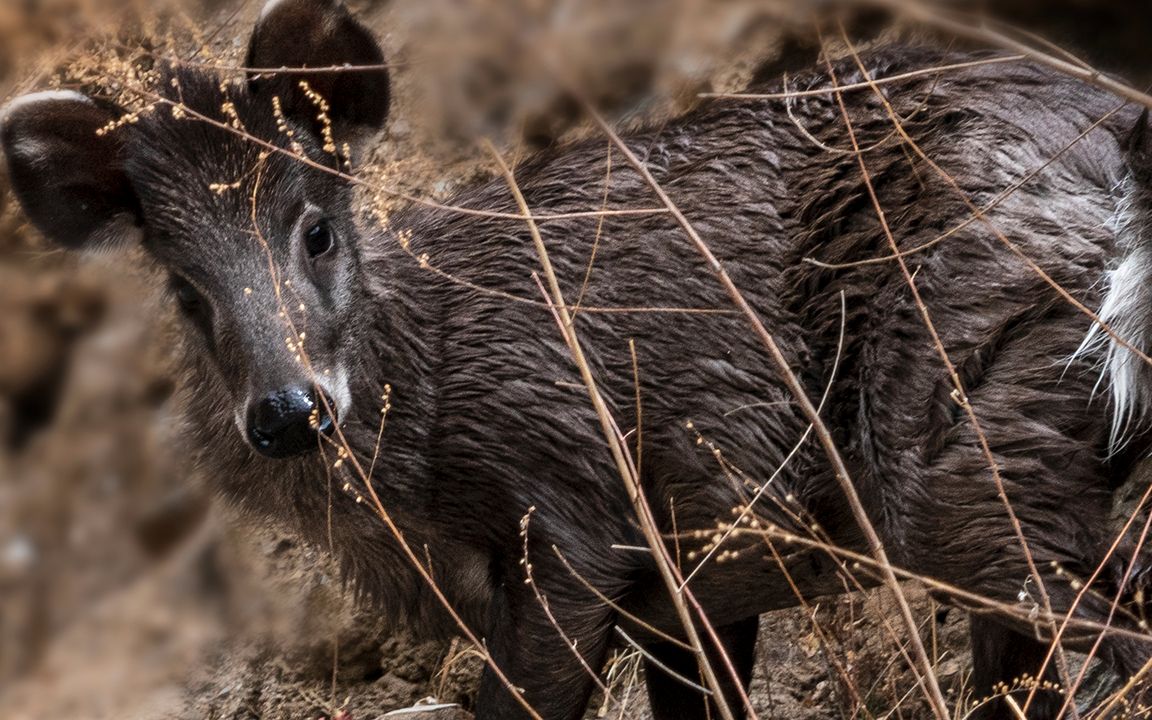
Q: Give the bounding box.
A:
[0,1,1146,719]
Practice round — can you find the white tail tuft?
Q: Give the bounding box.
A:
[1075,174,1152,451]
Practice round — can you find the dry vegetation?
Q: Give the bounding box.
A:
[1,1,1151,719]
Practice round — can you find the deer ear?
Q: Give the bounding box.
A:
[1,92,142,250]
[247,0,391,147]
[1127,108,1152,184]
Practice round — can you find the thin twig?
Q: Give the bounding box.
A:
[246,156,543,720]
[552,545,695,651]
[876,0,1152,111]
[570,71,953,720]
[826,25,1072,713]
[681,290,847,589]
[614,627,714,697]
[705,54,1025,101]
[802,103,1125,271]
[520,509,625,715]
[128,86,671,224]
[487,140,746,720]
[719,524,1152,645]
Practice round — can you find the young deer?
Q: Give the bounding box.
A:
[4,1,1152,717]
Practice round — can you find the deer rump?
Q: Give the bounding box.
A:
[3,1,1152,719]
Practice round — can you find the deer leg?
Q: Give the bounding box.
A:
[967,614,1063,720]
[474,564,617,720]
[643,615,759,720]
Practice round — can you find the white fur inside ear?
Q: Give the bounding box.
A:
[1075,174,1152,450]
[87,213,145,253]
[5,135,49,165]
[2,91,98,172]
[0,90,93,124]
[258,0,293,21]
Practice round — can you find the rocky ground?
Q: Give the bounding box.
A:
[0,1,1146,718]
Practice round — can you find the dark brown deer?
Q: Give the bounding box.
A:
[4,1,1152,718]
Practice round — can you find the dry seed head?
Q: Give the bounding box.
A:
[96,106,147,136]
[396,228,413,250]
[208,180,242,195]
[272,95,292,137]
[220,100,245,131]
[300,80,338,155]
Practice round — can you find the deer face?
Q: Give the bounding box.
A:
[0,0,391,458]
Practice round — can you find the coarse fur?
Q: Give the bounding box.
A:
[5,2,1152,718]
[1077,113,1152,452]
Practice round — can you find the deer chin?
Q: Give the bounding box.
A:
[325,364,353,422]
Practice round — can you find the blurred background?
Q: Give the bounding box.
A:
[0,1,1150,718]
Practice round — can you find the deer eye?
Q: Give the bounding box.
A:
[304,219,335,258]
[170,275,203,315]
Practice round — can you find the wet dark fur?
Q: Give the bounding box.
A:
[185,52,1149,717]
[6,10,1152,718]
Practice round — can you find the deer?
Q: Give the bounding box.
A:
[4,1,1152,718]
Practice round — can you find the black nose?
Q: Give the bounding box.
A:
[246,387,336,458]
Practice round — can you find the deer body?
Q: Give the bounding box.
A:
[4,2,1152,718]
